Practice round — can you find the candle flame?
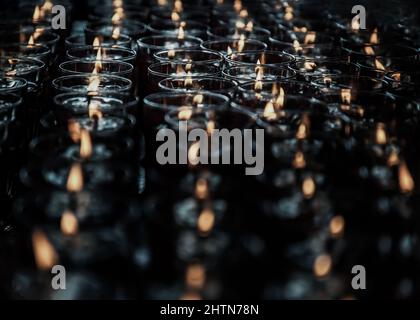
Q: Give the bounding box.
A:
[304,31,316,44]
[263,101,277,121]
[178,108,192,120]
[184,72,193,87]
[185,263,206,290]
[375,123,387,145]
[227,46,233,56]
[313,254,332,278]
[329,215,345,238]
[237,34,246,53]
[245,21,254,32]
[370,28,379,44]
[255,60,264,81]
[304,61,316,70]
[399,160,415,194]
[174,0,183,12]
[171,11,181,22]
[112,8,125,24]
[387,148,400,167]
[93,36,101,47]
[188,141,200,166]
[195,178,209,200]
[274,87,285,109]
[292,40,302,52]
[193,94,204,105]
[293,151,306,169]
[80,129,93,159]
[207,120,215,135]
[351,17,360,31]
[41,0,53,13]
[32,229,58,271]
[112,26,121,40]
[341,88,351,104]
[68,120,81,142]
[302,176,316,199]
[177,26,185,40]
[87,75,101,93]
[284,6,293,21]
[392,72,401,82]
[168,49,176,59]
[66,163,84,192]
[33,6,41,23]
[374,58,386,71]
[60,210,79,236]
[234,0,242,13]
[364,46,375,56]
[28,35,35,46]
[197,207,215,235]
[296,113,310,140]
[88,100,103,120]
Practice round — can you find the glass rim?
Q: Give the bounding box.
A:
[158,75,238,91]
[148,61,219,78]
[153,48,224,63]
[137,35,203,50]
[58,59,134,76]
[225,50,296,67]
[0,56,45,74]
[66,45,137,61]
[0,76,28,93]
[143,91,230,110]
[51,74,133,92]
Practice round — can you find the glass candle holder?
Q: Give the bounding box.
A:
[0,57,45,89]
[66,45,137,65]
[207,26,271,43]
[147,61,220,94]
[149,7,210,23]
[225,50,295,68]
[29,132,135,162]
[223,65,296,84]
[0,43,51,64]
[237,80,317,101]
[233,93,327,117]
[283,43,343,60]
[201,39,267,56]
[341,44,419,64]
[65,33,132,50]
[85,21,147,41]
[143,91,229,130]
[0,77,28,95]
[153,49,224,68]
[385,70,420,99]
[311,75,389,95]
[20,158,137,193]
[51,74,133,95]
[51,91,139,119]
[158,76,237,98]
[0,29,60,54]
[88,3,150,24]
[59,60,134,80]
[270,31,336,47]
[290,58,361,82]
[147,20,207,40]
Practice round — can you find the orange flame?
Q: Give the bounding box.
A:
[60,210,79,236]
[32,229,58,271]
[66,163,84,192]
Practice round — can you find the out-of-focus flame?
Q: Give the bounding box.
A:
[61,210,79,236]
[341,88,351,104]
[112,26,121,40]
[374,58,386,71]
[284,6,293,21]
[329,215,345,238]
[302,176,316,199]
[88,100,103,120]
[370,28,379,44]
[263,101,277,121]
[66,163,84,192]
[185,263,206,290]
[178,108,192,120]
[197,207,215,235]
[351,17,360,31]
[195,178,209,200]
[171,11,181,22]
[28,35,35,46]
[227,46,233,56]
[188,141,200,166]
[296,113,310,140]
[313,254,332,278]
[375,123,387,145]
[33,6,41,23]
[364,46,375,56]
[292,40,302,52]
[399,160,415,194]
[387,148,399,167]
[168,49,176,58]
[177,25,185,40]
[32,229,58,271]
[93,36,101,47]
[184,72,193,87]
[174,0,183,13]
[245,21,253,32]
[304,61,316,70]
[237,34,246,53]
[293,151,306,169]
[68,120,81,142]
[193,94,204,105]
[274,86,285,109]
[304,31,316,44]
[80,129,93,159]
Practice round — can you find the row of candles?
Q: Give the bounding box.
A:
[0,0,419,299]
